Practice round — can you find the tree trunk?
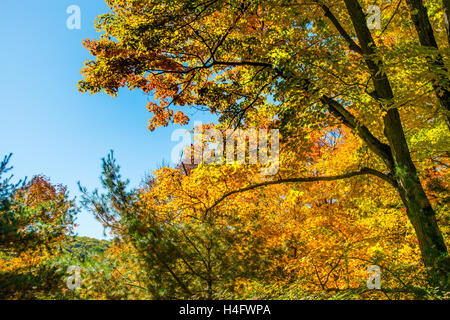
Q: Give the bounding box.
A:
[384,109,448,288]
[443,0,450,45]
[405,0,450,130]
[343,0,449,287]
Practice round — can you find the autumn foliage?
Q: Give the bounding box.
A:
[1,0,450,300]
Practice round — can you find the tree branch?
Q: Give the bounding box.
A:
[205,167,394,215]
[343,0,394,101]
[405,0,450,130]
[320,96,394,168]
[314,1,363,54]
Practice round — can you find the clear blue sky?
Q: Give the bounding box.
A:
[0,1,216,239]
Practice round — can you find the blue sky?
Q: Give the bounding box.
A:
[0,1,216,239]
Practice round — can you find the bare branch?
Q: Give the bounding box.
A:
[205,167,394,215]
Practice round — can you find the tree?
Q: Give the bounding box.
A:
[79,0,449,287]
[1,175,77,254]
[0,154,78,299]
[80,152,271,299]
[160,127,439,298]
[0,154,23,222]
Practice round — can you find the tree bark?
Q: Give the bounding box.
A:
[443,0,450,45]
[384,110,448,287]
[405,0,450,130]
